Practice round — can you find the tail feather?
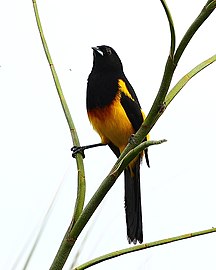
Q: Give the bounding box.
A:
[124,156,143,244]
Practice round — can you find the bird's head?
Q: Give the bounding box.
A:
[91,45,123,73]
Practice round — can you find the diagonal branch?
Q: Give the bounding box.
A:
[74,227,216,270]
[165,54,216,107]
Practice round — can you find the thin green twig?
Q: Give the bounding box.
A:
[148,53,216,127]
[160,0,176,56]
[32,0,85,229]
[113,139,167,174]
[165,54,216,107]
[74,227,216,270]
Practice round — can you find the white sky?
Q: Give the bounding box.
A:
[1,0,216,269]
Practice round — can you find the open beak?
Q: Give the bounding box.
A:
[92,46,103,56]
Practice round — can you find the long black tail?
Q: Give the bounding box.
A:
[124,156,143,244]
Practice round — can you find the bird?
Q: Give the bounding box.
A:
[74,45,149,244]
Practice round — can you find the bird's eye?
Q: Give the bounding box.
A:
[106,47,112,55]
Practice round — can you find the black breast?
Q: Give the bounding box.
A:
[86,72,119,110]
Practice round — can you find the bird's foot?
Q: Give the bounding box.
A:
[71,146,85,158]
[128,134,138,145]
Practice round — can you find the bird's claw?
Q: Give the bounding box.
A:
[129,134,137,144]
[71,146,85,158]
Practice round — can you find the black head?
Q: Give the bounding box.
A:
[91,45,123,73]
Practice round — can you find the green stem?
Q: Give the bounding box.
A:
[133,54,175,146]
[74,227,216,270]
[174,0,216,65]
[32,0,85,240]
[114,139,167,174]
[165,54,216,107]
[148,53,216,127]
[160,0,176,56]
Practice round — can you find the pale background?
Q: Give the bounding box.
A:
[1,0,216,269]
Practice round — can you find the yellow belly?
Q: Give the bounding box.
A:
[88,93,135,153]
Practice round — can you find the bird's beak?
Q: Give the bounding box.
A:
[92,46,103,56]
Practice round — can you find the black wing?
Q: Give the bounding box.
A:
[119,75,143,132]
[119,77,150,167]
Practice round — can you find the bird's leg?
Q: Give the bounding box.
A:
[128,134,150,168]
[71,143,106,158]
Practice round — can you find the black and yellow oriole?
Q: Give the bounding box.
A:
[77,45,149,244]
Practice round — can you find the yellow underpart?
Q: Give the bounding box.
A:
[88,91,134,153]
